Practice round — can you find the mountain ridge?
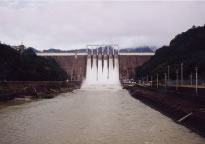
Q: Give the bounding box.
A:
[136,25,205,80]
[35,46,154,53]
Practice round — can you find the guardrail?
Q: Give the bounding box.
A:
[36,52,155,56]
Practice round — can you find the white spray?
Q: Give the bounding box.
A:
[82,51,120,87]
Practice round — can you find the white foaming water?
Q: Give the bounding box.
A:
[102,55,108,83]
[85,55,92,83]
[113,55,120,84]
[82,54,121,89]
[92,55,97,82]
[97,55,103,82]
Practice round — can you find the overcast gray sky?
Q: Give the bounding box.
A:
[0,0,205,50]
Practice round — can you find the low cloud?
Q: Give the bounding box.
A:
[0,0,205,50]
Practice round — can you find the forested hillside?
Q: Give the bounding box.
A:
[0,44,68,81]
[136,25,205,80]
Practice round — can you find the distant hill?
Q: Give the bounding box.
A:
[43,48,66,53]
[43,49,77,53]
[120,47,154,52]
[136,25,205,79]
[27,47,40,53]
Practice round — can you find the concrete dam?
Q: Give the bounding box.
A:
[36,47,154,82]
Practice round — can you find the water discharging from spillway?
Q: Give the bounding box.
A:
[82,54,121,89]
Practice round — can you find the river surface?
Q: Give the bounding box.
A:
[0,88,205,144]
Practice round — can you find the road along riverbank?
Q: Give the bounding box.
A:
[125,85,205,138]
[0,81,81,101]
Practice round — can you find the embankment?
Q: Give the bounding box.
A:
[0,81,81,101]
[125,85,205,137]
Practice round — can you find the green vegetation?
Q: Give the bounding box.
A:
[0,43,68,81]
[136,25,205,80]
[40,93,58,99]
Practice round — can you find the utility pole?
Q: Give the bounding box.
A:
[195,66,198,94]
[147,75,149,86]
[181,62,183,87]
[157,73,159,88]
[190,73,193,87]
[168,65,170,86]
[176,69,179,91]
[165,73,167,89]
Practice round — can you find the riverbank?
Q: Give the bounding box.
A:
[125,85,205,137]
[0,81,81,101]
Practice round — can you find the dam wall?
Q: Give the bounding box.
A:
[119,55,152,80]
[37,52,154,81]
[51,55,87,81]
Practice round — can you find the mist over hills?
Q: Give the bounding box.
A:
[32,46,154,53]
[120,47,154,52]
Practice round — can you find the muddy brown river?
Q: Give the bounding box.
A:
[0,88,205,144]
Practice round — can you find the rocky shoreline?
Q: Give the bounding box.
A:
[0,81,81,102]
[125,85,205,138]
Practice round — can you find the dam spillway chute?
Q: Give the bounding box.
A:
[82,45,121,89]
